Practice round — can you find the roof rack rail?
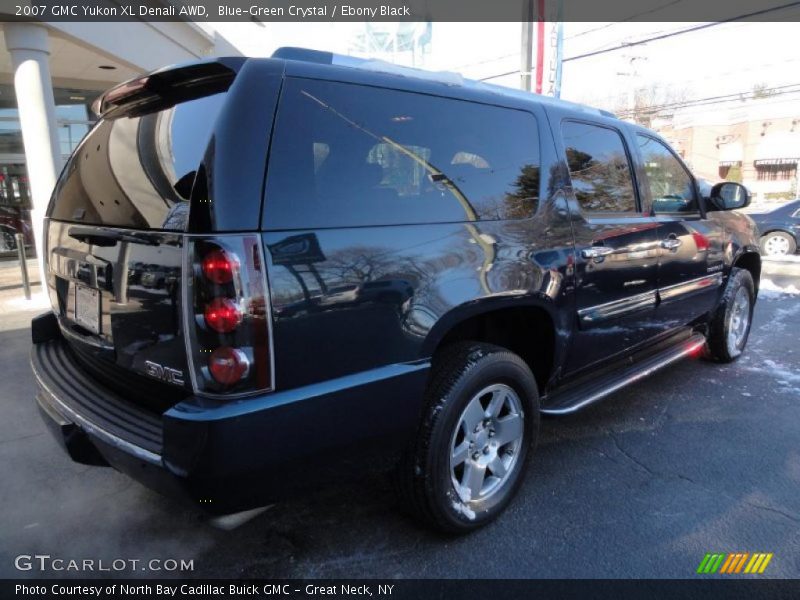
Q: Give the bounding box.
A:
[271,47,617,119]
[272,47,465,86]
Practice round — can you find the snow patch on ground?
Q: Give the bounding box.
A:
[745,359,800,385]
[759,278,800,297]
[763,254,800,264]
[755,302,800,334]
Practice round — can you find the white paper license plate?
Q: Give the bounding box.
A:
[74,285,100,334]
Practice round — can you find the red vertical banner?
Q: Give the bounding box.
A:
[535,0,545,93]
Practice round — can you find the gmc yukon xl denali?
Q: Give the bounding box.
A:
[31,49,761,532]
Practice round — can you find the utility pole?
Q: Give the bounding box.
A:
[520,1,534,91]
[534,0,545,93]
[617,54,647,122]
[521,0,546,93]
[553,1,564,98]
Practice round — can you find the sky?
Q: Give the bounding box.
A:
[210,21,800,115]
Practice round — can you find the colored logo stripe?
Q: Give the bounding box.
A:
[697,553,773,574]
[697,553,726,573]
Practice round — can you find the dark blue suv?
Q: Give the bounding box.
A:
[31,48,761,532]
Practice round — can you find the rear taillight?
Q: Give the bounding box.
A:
[204,297,242,333]
[208,346,250,385]
[184,236,272,396]
[202,248,239,284]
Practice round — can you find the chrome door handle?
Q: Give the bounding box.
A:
[660,238,682,250]
[581,246,616,259]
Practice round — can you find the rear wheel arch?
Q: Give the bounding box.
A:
[731,251,761,294]
[424,302,558,395]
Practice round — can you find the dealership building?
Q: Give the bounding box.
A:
[0,20,258,268]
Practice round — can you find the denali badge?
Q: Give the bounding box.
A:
[143,360,185,386]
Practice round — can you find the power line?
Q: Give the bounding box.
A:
[569,56,800,107]
[616,84,800,117]
[479,1,800,81]
[565,26,697,63]
[564,2,800,63]
[446,52,517,72]
[479,22,733,81]
[619,91,800,119]
[564,0,689,40]
[623,83,800,113]
[479,70,522,82]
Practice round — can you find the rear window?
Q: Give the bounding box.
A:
[263,78,541,228]
[49,92,226,231]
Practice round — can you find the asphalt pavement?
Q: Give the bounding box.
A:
[0,257,798,579]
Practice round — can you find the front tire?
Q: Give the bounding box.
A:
[706,267,755,363]
[760,231,796,257]
[399,342,539,533]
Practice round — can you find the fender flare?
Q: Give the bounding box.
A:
[419,293,561,359]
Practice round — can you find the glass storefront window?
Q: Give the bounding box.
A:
[0,84,97,253]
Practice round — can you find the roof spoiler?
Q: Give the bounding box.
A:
[92,57,246,118]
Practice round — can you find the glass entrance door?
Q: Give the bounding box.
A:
[0,163,32,253]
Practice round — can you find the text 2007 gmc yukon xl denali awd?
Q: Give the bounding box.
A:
[31,49,761,532]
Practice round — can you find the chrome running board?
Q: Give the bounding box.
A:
[541,333,706,415]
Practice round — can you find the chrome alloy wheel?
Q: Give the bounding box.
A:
[449,383,524,505]
[763,234,791,256]
[726,286,751,356]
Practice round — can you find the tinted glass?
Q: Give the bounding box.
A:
[636,134,697,214]
[49,92,227,231]
[561,121,637,214]
[264,78,540,228]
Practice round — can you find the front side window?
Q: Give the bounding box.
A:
[561,121,637,214]
[264,78,541,228]
[636,134,697,214]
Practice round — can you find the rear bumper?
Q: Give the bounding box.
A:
[32,333,429,513]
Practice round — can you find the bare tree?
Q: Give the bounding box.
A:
[615,83,690,127]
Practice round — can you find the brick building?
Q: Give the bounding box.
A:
[653,98,800,207]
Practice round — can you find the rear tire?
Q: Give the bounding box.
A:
[759,231,796,257]
[398,342,539,533]
[706,267,755,363]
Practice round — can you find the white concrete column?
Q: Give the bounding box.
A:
[4,23,61,290]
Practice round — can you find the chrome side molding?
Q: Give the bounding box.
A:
[578,290,657,325]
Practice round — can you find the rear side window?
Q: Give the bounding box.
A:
[49,92,227,231]
[264,78,541,228]
[561,121,637,214]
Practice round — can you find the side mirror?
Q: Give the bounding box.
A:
[708,182,751,211]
